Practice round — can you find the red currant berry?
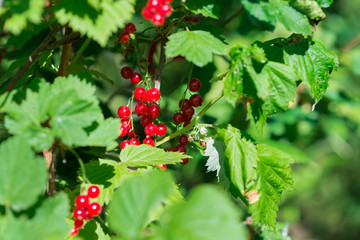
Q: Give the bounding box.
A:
[73,208,86,221]
[88,202,102,217]
[87,185,100,198]
[146,88,161,102]
[121,66,133,79]
[179,99,191,109]
[156,164,167,170]
[120,140,129,150]
[131,72,142,84]
[119,125,128,137]
[117,106,131,119]
[147,0,161,11]
[84,210,92,220]
[119,32,130,44]
[135,103,148,116]
[152,13,165,26]
[134,87,147,102]
[128,129,138,138]
[156,124,167,136]
[148,104,160,118]
[143,138,154,147]
[168,148,176,152]
[178,135,189,146]
[145,123,157,137]
[182,105,194,118]
[142,7,153,20]
[160,4,172,17]
[188,78,201,92]
[140,115,153,127]
[181,158,189,165]
[129,138,140,146]
[71,227,79,236]
[176,144,187,153]
[173,112,184,125]
[125,23,136,34]
[74,219,84,229]
[121,119,132,130]
[189,94,203,107]
[75,195,89,209]
[160,0,173,3]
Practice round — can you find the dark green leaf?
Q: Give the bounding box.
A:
[185,0,221,19]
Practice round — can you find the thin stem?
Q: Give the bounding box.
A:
[155,92,224,147]
[221,7,244,27]
[68,148,90,184]
[58,27,73,76]
[78,150,120,161]
[341,33,360,52]
[71,38,91,67]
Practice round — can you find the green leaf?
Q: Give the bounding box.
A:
[55,0,135,46]
[0,137,47,211]
[316,0,333,8]
[165,30,226,67]
[154,186,248,240]
[242,0,313,36]
[79,220,111,240]
[3,0,45,35]
[261,222,291,240]
[108,170,174,239]
[221,125,258,195]
[87,118,121,150]
[248,144,294,228]
[120,145,190,167]
[185,0,221,19]
[289,0,326,21]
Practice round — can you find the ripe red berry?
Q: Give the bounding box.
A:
[156,124,167,136]
[145,123,157,137]
[143,138,154,146]
[146,88,161,102]
[84,210,92,220]
[168,148,176,152]
[119,32,130,44]
[156,164,167,170]
[128,129,138,138]
[140,115,153,127]
[134,87,147,102]
[152,13,165,26]
[142,7,153,20]
[73,208,86,221]
[148,104,160,118]
[173,112,184,125]
[87,185,100,198]
[71,227,79,236]
[74,219,84,229]
[147,0,161,11]
[178,135,189,146]
[119,125,128,137]
[75,195,89,209]
[131,72,142,84]
[117,106,131,119]
[183,121,191,128]
[189,94,203,107]
[125,23,136,34]
[121,66,133,79]
[176,144,187,153]
[120,140,129,150]
[188,78,201,92]
[135,102,148,116]
[182,105,194,118]
[121,119,132,130]
[88,202,102,217]
[179,99,191,109]
[181,158,189,165]
[129,138,140,146]
[160,4,172,17]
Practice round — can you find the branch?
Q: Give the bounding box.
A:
[58,27,73,76]
[47,32,81,50]
[2,24,61,93]
[221,7,244,27]
[155,92,224,147]
[154,37,167,90]
[341,33,360,52]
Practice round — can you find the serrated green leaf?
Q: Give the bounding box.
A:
[87,118,121,150]
[120,145,190,167]
[221,125,258,195]
[165,30,226,67]
[185,0,221,19]
[0,137,47,211]
[79,220,111,240]
[242,0,313,36]
[248,144,294,228]
[3,0,45,35]
[154,186,248,240]
[261,222,291,240]
[108,170,174,239]
[316,0,333,8]
[55,0,135,46]
[289,0,326,21]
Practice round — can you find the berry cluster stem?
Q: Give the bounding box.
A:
[69,148,90,184]
[155,92,224,147]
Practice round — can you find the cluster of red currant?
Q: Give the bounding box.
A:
[70,186,102,236]
[119,23,136,44]
[142,0,173,26]
[121,66,143,85]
